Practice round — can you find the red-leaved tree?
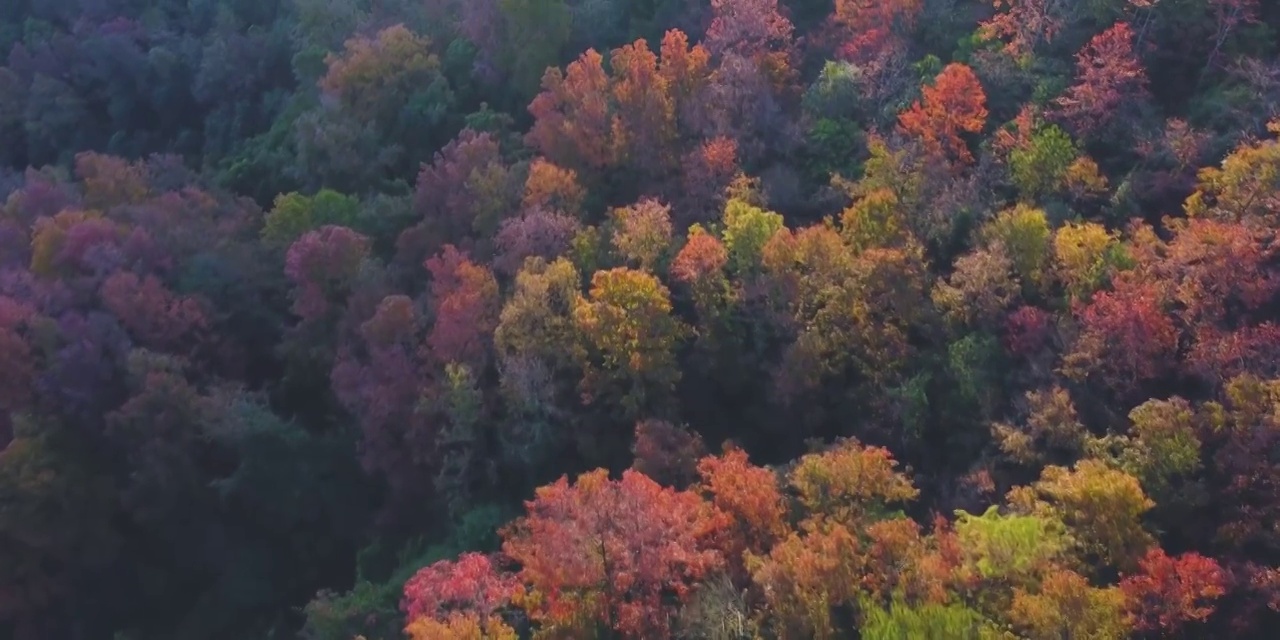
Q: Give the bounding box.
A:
[501,468,725,638]
[1120,549,1228,634]
[1055,22,1148,138]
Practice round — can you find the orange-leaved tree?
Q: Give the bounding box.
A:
[897,63,988,166]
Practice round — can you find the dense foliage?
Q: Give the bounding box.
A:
[2,0,1280,638]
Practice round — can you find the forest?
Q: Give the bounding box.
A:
[2,0,1280,638]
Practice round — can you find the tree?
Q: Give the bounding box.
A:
[979,0,1071,57]
[284,226,372,322]
[1008,124,1079,202]
[0,297,35,426]
[425,246,501,372]
[609,198,674,271]
[494,257,581,369]
[261,189,361,247]
[696,446,789,570]
[329,294,433,516]
[1008,568,1131,640]
[833,0,924,63]
[991,387,1088,466]
[610,39,677,175]
[721,198,785,275]
[406,613,518,640]
[1184,118,1280,224]
[1052,221,1130,301]
[631,420,706,489]
[0,416,118,639]
[1063,274,1177,394]
[401,553,518,623]
[1055,22,1148,138]
[659,29,714,112]
[493,206,582,276]
[526,50,613,175]
[99,272,208,354]
[1007,460,1155,571]
[407,129,516,262]
[861,599,998,640]
[494,0,573,100]
[1120,549,1227,634]
[1093,398,1203,507]
[1155,217,1277,328]
[747,523,865,639]
[789,438,919,529]
[703,0,795,62]
[501,469,724,638]
[320,25,442,121]
[898,63,988,165]
[678,136,740,227]
[572,267,687,418]
[932,247,1021,330]
[521,158,586,217]
[671,226,730,288]
[1200,375,1280,555]
[317,24,457,165]
[839,188,911,254]
[954,506,1067,588]
[1206,0,1261,71]
[74,152,149,209]
[981,204,1052,293]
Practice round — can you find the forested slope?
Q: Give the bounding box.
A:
[2,0,1280,638]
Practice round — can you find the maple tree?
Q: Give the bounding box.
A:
[401,553,518,623]
[261,189,361,247]
[1093,397,1204,507]
[992,386,1088,466]
[703,0,795,62]
[1200,375,1280,555]
[501,468,725,638]
[1120,549,1227,634]
[839,188,911,254]
[494,257,581,371]
[696,446,789,571]
[981,204,1053,293]
[405,613,518,640]
[1064,274,1178,394]
[1008,124,1080,201]
[678,136,740,226]
[407,129,516,261]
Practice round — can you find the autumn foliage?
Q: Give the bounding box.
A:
[897,63,989,165]
[6,0,1280,638]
